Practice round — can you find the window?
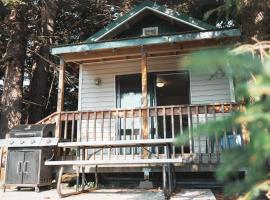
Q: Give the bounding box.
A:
[142,27,158,36]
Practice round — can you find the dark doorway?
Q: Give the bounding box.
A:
[116,71,191,153]
[155,72,190,106]
[154,72,190,153]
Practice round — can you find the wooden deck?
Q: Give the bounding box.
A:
[38,103,243,171]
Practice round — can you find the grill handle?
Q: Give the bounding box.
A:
[23,161,29,173]
[17,161,22,174]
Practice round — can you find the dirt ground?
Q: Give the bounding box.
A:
[0,188,165,200]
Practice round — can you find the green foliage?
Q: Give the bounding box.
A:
[1,0,24,6]
[177,44,270,199]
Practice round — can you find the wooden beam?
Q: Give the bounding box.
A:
[56,59,65,138]
[57,59,65,112]
[61,37,235,63]
[141,49,149,158]
[141,50,148,109]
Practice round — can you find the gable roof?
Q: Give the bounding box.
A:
[86,0,216,42]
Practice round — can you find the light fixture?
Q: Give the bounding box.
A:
[94,78,101,86]
[156,76,165,88]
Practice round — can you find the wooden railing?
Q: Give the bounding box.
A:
[38,103,243,164]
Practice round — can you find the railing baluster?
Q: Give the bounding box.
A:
[123,110,126,159]
[147,108,151,156]
[187,106,193,154]
[93,111,97,160]
[154,108,159,158]
[171,107,175,158]
[204,105,211,163]
[131,109,134,159]
[139,109,142,157]
[222,104,228,150]
[86,113,89,142]
[179,106,184,156]
[64,113,68,140]
[163,107,167,155]
[108,111,111,160]
[85,112,89,159]
[163,107,166,139]
[101,111,104,160]
[212,105,219,162]
[231,103,237,145]
[93,112,97,141]
[115,110,119,159]
[64,113,68,155]
[196,106,201,162]
[71,113,75,142]
[79,112,82,142]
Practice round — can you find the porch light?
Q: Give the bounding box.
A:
[156,80,165,88]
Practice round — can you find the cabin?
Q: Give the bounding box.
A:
[39,1,244,175]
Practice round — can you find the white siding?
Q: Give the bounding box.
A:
[79,55,234,110]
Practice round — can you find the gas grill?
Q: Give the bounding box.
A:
[0,124,58,192]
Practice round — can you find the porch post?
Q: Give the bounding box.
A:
[57,59,65,113]
[56,59,65,138]
[141,48,149,158]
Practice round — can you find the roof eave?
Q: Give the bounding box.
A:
[52,28,241,56]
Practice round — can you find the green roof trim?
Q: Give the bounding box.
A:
[86,0,216,42]
[52,28,240,55]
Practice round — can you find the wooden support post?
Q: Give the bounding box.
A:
[141,49,149,158]
[0,147,3,181]
[56,59,65,138]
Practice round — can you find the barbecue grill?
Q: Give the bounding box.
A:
[0,124,58,192]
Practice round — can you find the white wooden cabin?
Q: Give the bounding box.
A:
[39,0,243,173]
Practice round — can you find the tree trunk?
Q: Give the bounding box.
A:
[0,6,27,138]
[28,0,58,123]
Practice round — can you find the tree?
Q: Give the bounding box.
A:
[0,1,27,138]
[178,42,270,199]
[204,0,270,40]
[27,0,58,123]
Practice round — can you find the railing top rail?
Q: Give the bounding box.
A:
[58,102,241,114]
[36,102,242,124]
[58,138,175,148]
[36,112,59,124]
[45,158,183,166]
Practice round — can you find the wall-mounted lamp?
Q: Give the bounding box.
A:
[94,78,101,86]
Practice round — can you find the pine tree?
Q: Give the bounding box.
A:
[178,42,270,199]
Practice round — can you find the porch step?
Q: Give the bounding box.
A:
[171,189,216,200]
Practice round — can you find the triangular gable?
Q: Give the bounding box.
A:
[86,0,216,42]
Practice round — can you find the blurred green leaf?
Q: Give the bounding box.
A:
[177,43,270,199]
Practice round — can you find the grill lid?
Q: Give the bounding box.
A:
[8,124,55,138]
[0,124,57,147]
